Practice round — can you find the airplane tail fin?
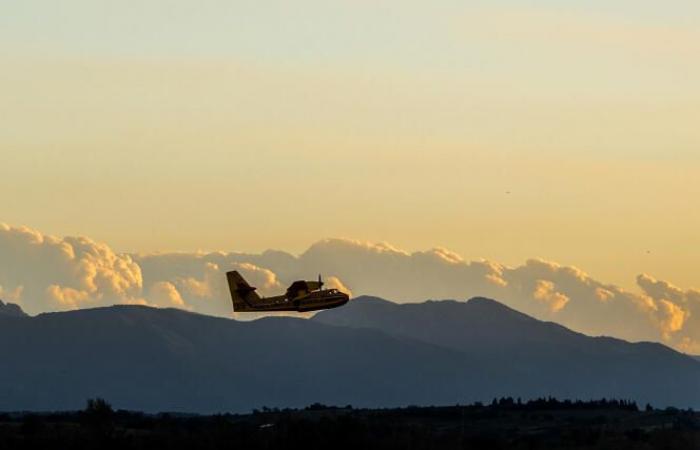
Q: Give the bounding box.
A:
[226,271,262,312]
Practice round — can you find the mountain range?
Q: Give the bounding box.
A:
[0,296,699,413]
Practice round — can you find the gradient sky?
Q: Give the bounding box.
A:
[1,1,699,291]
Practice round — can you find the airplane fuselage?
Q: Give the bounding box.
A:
[247,290,349,312]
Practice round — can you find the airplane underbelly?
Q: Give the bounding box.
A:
[297,296,348,312]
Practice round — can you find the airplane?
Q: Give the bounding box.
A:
[226,271,350,312]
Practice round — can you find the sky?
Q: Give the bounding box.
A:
[0,1,699,327]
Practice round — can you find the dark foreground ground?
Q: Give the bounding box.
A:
[2,399,699,450]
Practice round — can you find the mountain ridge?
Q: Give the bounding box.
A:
[0,296,698,412]
[317,295,687,351]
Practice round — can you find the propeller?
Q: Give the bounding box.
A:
[318,274,324,290]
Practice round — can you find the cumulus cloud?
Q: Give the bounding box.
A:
[595,287,615,302]
[264,239,700,350]
[323,276,353,298]
[2,224,700,352]
[46,285,90,309]
[655,300,687,338]
[635,273,700,348]
[147,282,188,309]
[532,280,569,313]
[0,223,142,313]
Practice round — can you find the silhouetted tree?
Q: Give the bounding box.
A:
[82,397,115,436]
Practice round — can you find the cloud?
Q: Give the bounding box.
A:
[0,223,143,313]
[595,287,615,303]
[635,273,700,346]
[655,299,687,338]
[532,280,569,313]
[264,239,700,350]
[0,284,23,303]
[2,224,700,352]
[637,273,697,304]
[147,282,188,309]
[323,276,353,298]
[46,285,90,309]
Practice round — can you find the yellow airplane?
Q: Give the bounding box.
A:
[226,271,349,312]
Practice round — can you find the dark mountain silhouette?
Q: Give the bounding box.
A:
[0,299,26,318]
[314,296,700,408]
[0,296,699,413]
[0,305,492,413]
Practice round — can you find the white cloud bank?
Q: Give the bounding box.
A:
[1,224,699,352]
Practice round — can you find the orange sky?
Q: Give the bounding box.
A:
[1,1,699,291]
